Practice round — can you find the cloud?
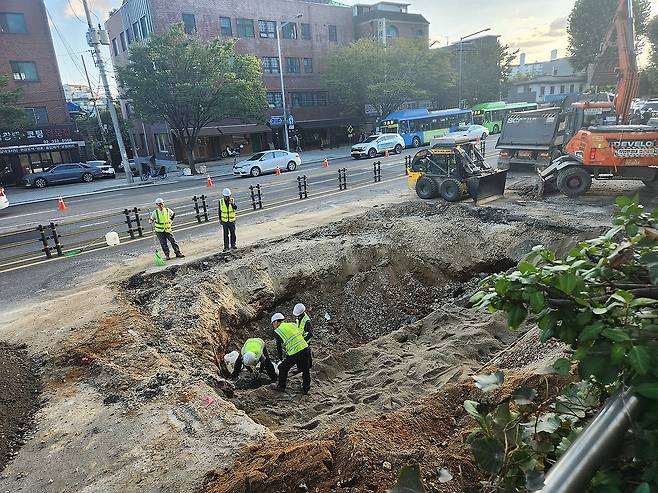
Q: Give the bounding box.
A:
[506,16,569,59]
[64,0,120,20]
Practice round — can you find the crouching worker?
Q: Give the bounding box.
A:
[231,337,277,383]
[270,313,311,393]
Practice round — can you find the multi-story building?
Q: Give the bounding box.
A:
[352,1,428,44]
[106,0,430,166]
[63,83,103,115]
[0,0,86,186]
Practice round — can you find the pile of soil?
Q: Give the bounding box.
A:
[0,344,40,472]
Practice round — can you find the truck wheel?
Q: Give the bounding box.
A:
[415,176,439,199]
[439,178,463,202]
[492,124,500,134]
[556,167,592,198]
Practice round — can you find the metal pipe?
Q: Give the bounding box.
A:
[540,387,645,493]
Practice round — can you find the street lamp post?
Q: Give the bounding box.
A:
[276,13,302,152]
[458,28,491,109]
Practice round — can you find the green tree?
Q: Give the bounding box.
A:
[567,0,652,72]
[118,24,267,173]
[74,104,132,165]
[644,15,658,94]
[0,75,28,128]
[323,38,454,119]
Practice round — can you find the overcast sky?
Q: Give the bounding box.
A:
[46,0,658,89]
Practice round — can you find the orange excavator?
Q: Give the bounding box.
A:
[539,0,658,197]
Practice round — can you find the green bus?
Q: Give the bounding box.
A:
[471,101,538,134]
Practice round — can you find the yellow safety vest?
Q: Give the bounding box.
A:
[219,199,236,223]
[297,314,310,337]
[275,322,308,356]
[153,208,173,233]
[241,338,265,360]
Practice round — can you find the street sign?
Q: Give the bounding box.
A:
[287,115,295,126]
[347,125,354,135]
[269,116,284,127]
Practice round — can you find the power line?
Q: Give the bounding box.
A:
[67,0,87,24]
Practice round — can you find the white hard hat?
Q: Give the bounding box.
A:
[222,187,231,197]
[271,313,285,323]
[155,197,164,205]
[242,351,257,367]
[293,303,306,317]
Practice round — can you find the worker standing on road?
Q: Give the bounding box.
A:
[149,198,184,260]
[219,187,237,252]
[293,303,313,368]
[230,337,277,382]
[270,313,311,393]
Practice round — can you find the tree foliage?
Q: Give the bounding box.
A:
[0,75,28,128]
[469,196,658,491]
[323,38,454,119]
[644,15,658,94]
[118,24,267,172]
[74,104,132,165]
[567,0,652,72]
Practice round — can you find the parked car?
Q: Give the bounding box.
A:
[351,134,405,159]
[23,163,104,188]
[0,187,8,210]
[86,160,116,179]
[233,150,301,177]
[448,124,489,141]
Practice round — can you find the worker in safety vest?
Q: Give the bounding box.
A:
[293,303,313,369]
[149,198,184,260]
[219,187,237,252]
[230,337,277,382]
[270,313,311,393]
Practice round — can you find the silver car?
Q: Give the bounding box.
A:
[233,150,301,177]
[351,134,405,159]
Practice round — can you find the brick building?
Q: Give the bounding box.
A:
[352,2,428,44]
[0,0,85,186]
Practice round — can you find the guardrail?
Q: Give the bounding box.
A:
[0,158,406,273]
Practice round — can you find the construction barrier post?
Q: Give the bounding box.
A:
[49,222,63,256]
[480,140,486,156]
[37,224,52,259]
[373,161,382,183]
[133,207,144,237]
[404,156,410,176]
[193,195,202,223]
[338,168,347,190]
[297,175,308,199]
[124,208,135,239]
[249,185,263,211]
[256,184,263,209]
[201,194,209,222]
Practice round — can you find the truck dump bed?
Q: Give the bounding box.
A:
[496,108,562,151]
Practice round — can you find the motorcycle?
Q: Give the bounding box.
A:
[222,144,244,159]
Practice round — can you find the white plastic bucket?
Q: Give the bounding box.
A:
[182,168,192,176]
[224,350,239,374]
[105,231,120,246]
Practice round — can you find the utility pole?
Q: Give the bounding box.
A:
[80,0,133,183]
[81,54,112,165]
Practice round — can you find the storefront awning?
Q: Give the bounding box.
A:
[196,124,270,137]
[294,118,353,129]
[0,141,86,155]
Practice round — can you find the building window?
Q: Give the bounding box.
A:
[553,67,558,76]
[282,22,297,39]
[182,13,196,34]
[11,61,38,81]
[540,86,546,96]
[139,133,147,150]
[569,83,575,93]
[285,57,300,73]
[111,38,119,56]
[416,29,424,38]
[550,86,555,95]
[291,92,328,107]
[133,21,140,41]
[126,26,133,44]
[301,23,311,40]
[328,24,337,42]
[23,107,48,124]
[236,18,255,38]
[259,20,276,39]
[559,85,565,94]
[303,58,313,73]
[267,92,283,108]
[120,32,127,51]
[140,16,149,38]
[220,17,232,36]
[155,134,169,153]
[0,12,27,33]
[262,57,280,74]
[387,25,398,40]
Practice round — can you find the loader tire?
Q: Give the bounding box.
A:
[439,178,463,202]
[416,176,439,199]
[556,166,592,198]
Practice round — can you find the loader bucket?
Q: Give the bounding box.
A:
[464,169,508,205]
[407,170,422,191]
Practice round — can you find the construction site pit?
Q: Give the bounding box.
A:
[0,201,600,493]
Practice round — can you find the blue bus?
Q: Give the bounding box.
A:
[380,108,473,147]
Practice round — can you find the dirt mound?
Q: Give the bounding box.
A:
[0,344,40,472]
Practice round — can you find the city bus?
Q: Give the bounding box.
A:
[380,108,473,147]
[471,101,538,134]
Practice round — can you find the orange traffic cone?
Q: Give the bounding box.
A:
[322,158,329,168]
[207,176,213,188]
[275,165,281,176]
[384,149,389,158]
[57,195,67,211]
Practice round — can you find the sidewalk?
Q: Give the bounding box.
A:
[6,145,354,207]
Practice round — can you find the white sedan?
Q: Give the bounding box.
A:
[448,124,489,141]
[351,134,405,159]
[0,187,9,210]
[233,150,301,177]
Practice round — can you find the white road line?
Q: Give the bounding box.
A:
[80,220,109,228]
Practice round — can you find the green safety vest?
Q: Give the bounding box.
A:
[219,199,236,223]
[275,322,308,356]
[297,313,310,338]
[153,208,173,233]
[241,338,265,360]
